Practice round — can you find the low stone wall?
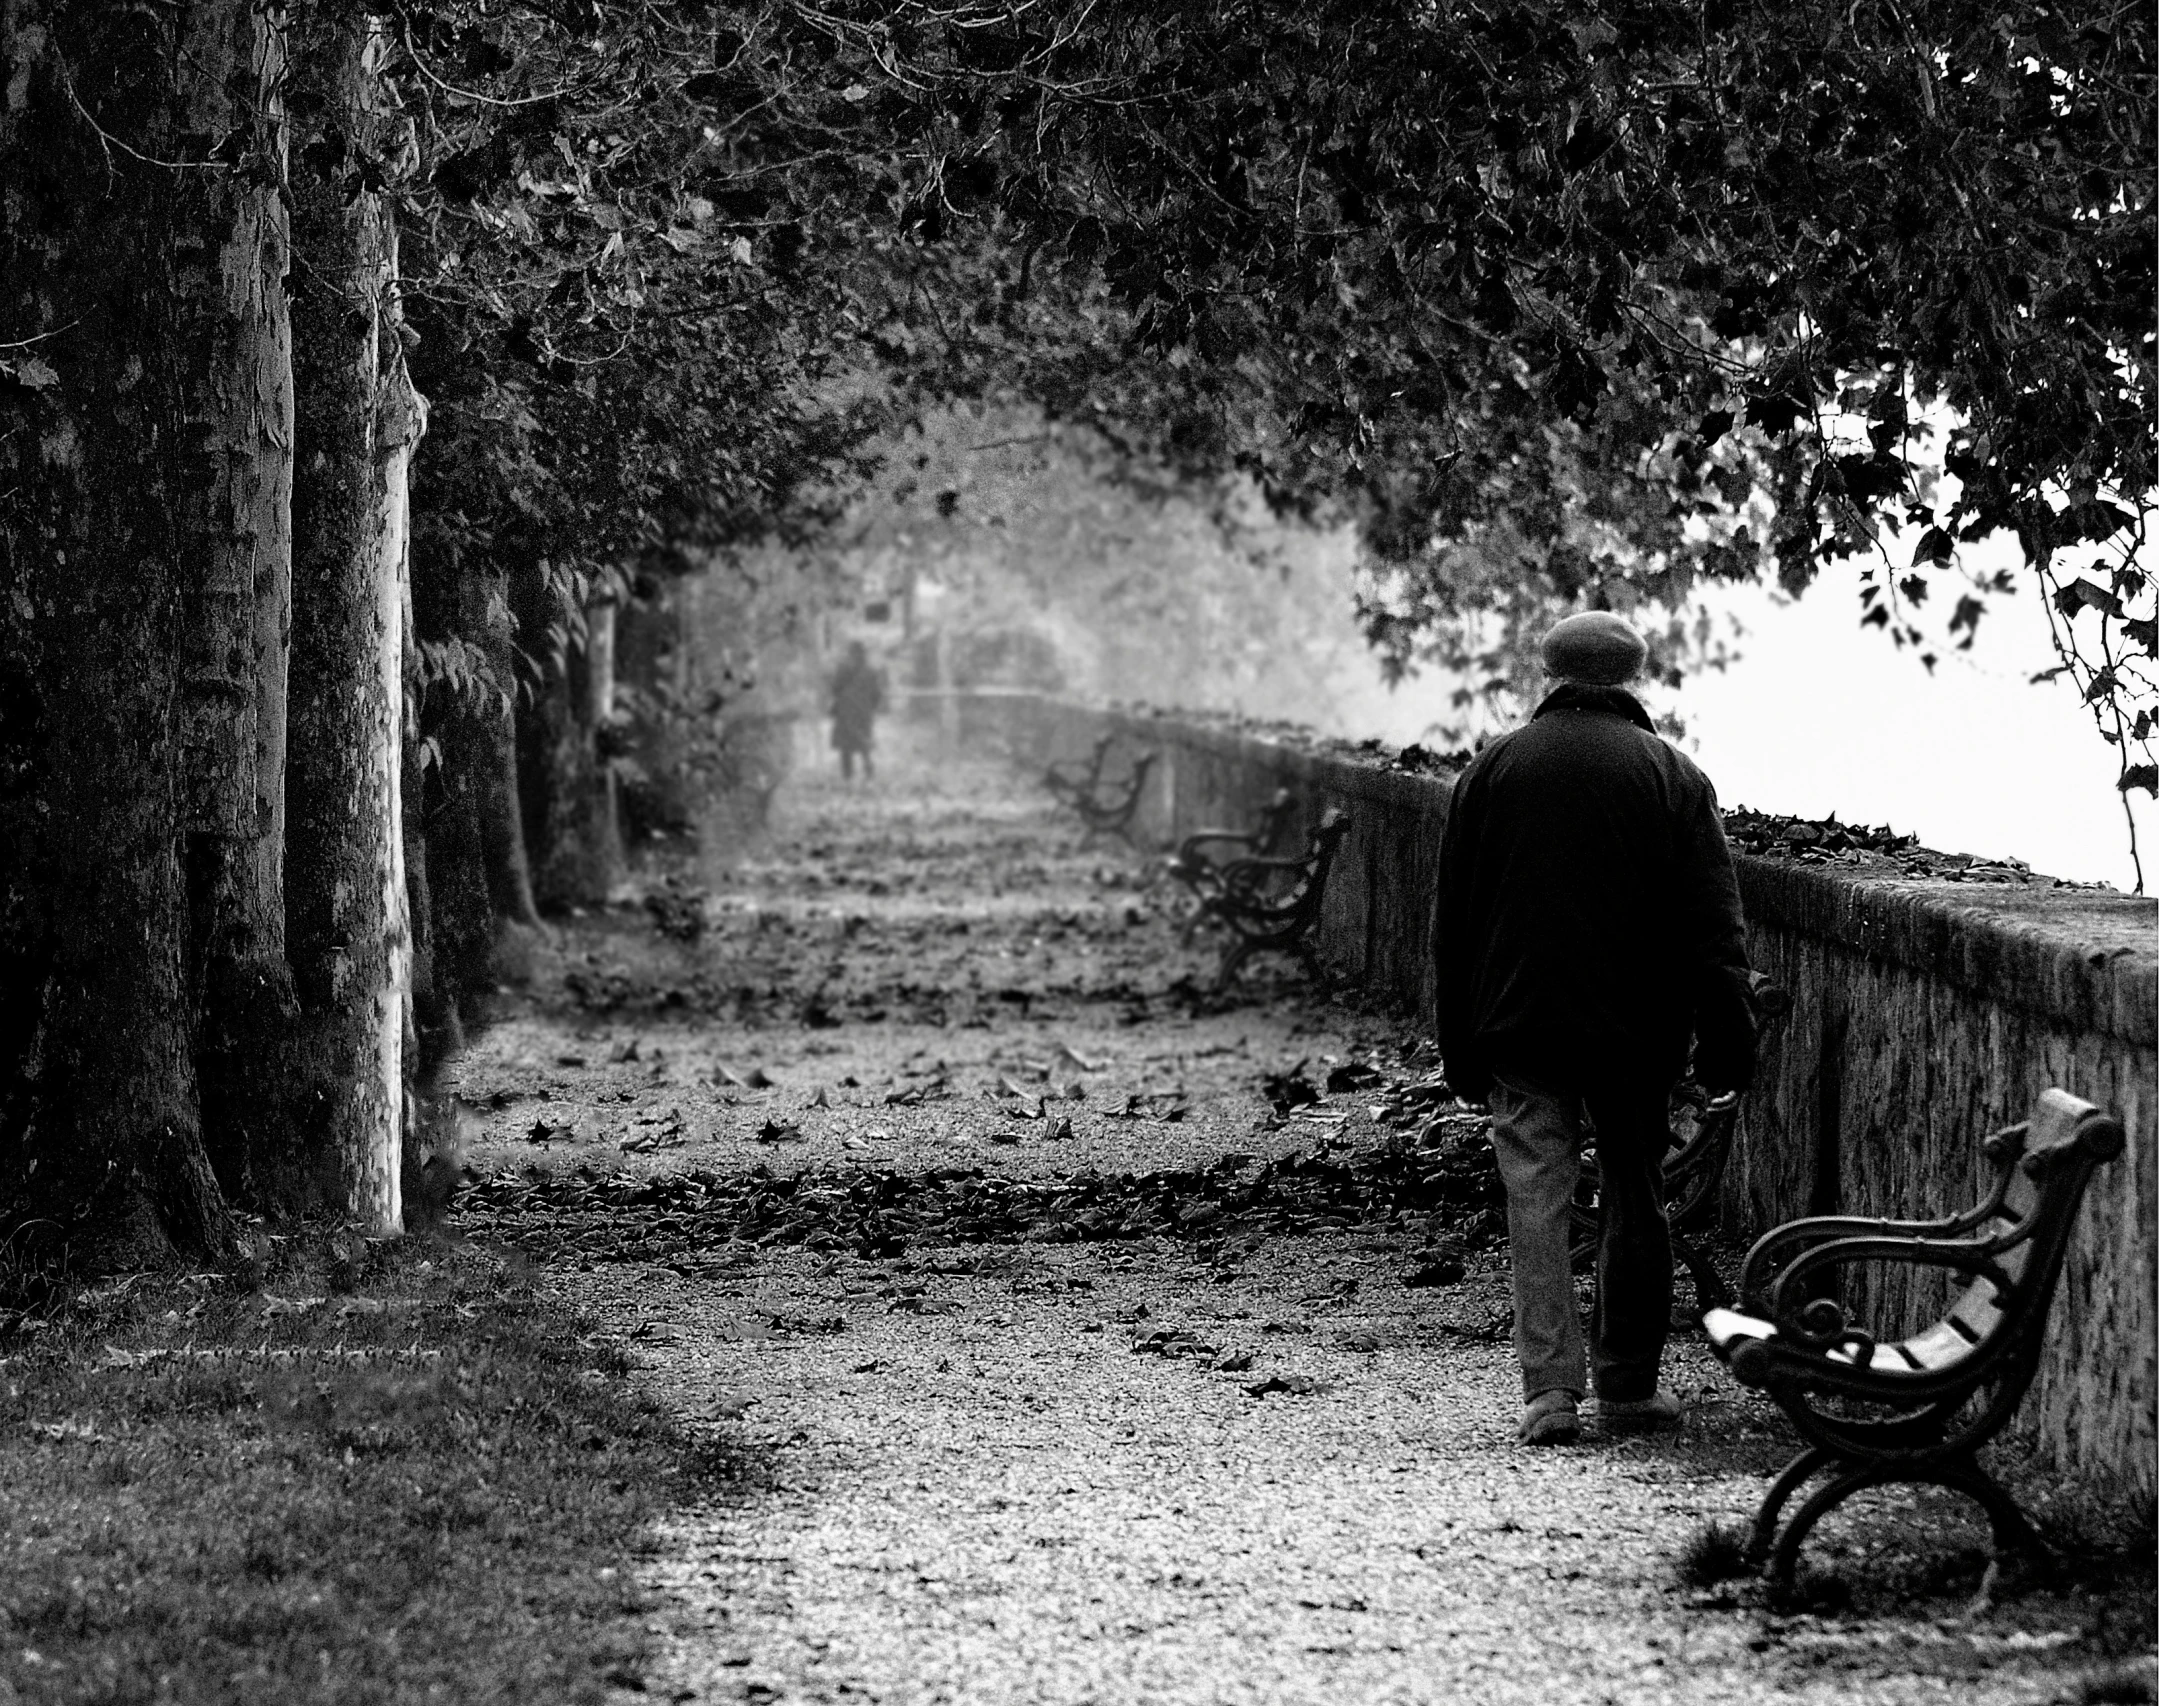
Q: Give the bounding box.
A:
[981,692,2159,1499]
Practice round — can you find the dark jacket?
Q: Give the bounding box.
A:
[1432,684,1756,1102]
[829,658,886,750]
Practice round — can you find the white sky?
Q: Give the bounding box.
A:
[1673,554,2151,891]
[1339,550,2152,892]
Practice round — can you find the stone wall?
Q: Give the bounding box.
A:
[983,692,2159,1499]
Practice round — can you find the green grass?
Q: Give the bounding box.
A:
[1672,1519,1755,1588]
[0,1233,749,1704]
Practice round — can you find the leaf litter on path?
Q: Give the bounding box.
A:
[446,751,2109,1706]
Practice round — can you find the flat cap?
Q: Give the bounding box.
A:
[1540,611,1647,685]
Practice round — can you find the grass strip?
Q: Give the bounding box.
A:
[0,1234,747,1705]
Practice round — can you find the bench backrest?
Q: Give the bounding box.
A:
[1897,1088,2124,1376]
[1285,810,1351,910]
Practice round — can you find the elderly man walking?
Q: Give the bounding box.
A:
[1433,612,1758,1446]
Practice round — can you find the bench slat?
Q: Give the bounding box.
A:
[1897,1321,1976,1372]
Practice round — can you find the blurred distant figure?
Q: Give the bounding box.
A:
[828,641,887,782]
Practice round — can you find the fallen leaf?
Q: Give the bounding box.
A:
[1324,1061,1384,1093]
[1297,1278,1359,1305]
[1245,1373,1328,1398]
[1260,1064,1321,1113]
[754,1118,801,1144]
[1402,1255,1466,1288]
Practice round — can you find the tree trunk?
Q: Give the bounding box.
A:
[531,593,626,910]
[283,7,412,1230]
[473,563,543,926]
[181,3,299,1214]
[0,3,290,1266]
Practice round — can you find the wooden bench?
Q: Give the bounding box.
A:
[1067,751,1157,845]
[1704,1087,2126,1584]
[1195,808,1350,993]
[1161,787,1297,944]
[1569,973,1792,1313]
[1043,733,1115,808]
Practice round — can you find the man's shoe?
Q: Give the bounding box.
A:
[1517,1389,1580,1446]
[1590,1387,1684,1433]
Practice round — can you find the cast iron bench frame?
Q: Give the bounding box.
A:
[1043,733,1115,808]
[1196,807,1351,993]
[1069,750,1157,844]
[1162,787,1298,944]
[1704,1087,2125,1584]
[1567,973,1792,1313]
[1043,736,1158,845]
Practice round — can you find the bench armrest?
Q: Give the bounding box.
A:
[1176,828,1266,863]
[1757,1233,2015,1359]
[1739,1212,2003,1307]
[1736,1125,2028,1306]
[1214,852,1314,891]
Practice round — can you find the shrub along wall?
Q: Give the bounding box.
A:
[981,693,2158,1500]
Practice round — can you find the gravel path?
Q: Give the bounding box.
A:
[456,730,2118,1706]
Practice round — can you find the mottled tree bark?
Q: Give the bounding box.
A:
[0,1,290,1265]
[529,593,627,911]
[471,562,543,927]
[283,6,412,1231]
[179,3,298,1213]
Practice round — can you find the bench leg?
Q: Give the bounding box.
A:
[1747,1445,1832,1570]
[1763,1453,2046,1586]
[1674,1233,1732,1315]
[1213,937,1254,994]
[1931,1457,2047,1562]
[1767,1459,1893,1584]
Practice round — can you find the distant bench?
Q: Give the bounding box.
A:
[1044,735,1156,845]
[1189,808,1351,994]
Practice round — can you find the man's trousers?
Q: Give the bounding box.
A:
[1486,1073,1675,1403]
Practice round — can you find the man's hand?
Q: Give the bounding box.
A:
[1692,965,1763,1094]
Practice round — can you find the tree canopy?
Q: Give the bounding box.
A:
[230,1,2150,810]
[779,0,2153,821]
